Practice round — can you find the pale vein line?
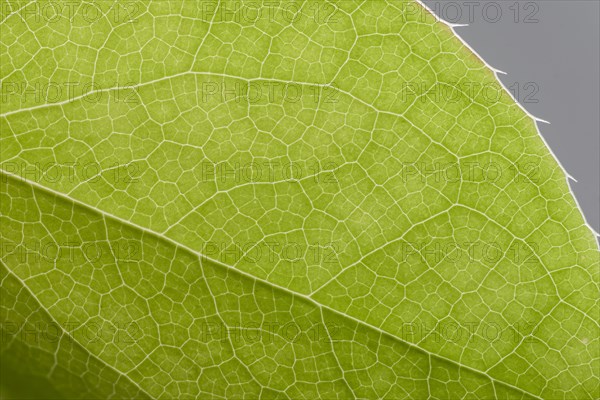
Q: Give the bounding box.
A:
[0,169,542,400]
[0,260,154,400]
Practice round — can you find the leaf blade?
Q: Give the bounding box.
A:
[1,1,598,398]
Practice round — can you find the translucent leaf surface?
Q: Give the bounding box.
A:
[1,1,598,399]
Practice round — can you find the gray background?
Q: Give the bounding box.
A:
[423,0,600,237]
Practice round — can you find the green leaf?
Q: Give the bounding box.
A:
[1,1,598,399]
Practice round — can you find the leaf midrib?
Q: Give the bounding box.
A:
[0,169,541,400]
